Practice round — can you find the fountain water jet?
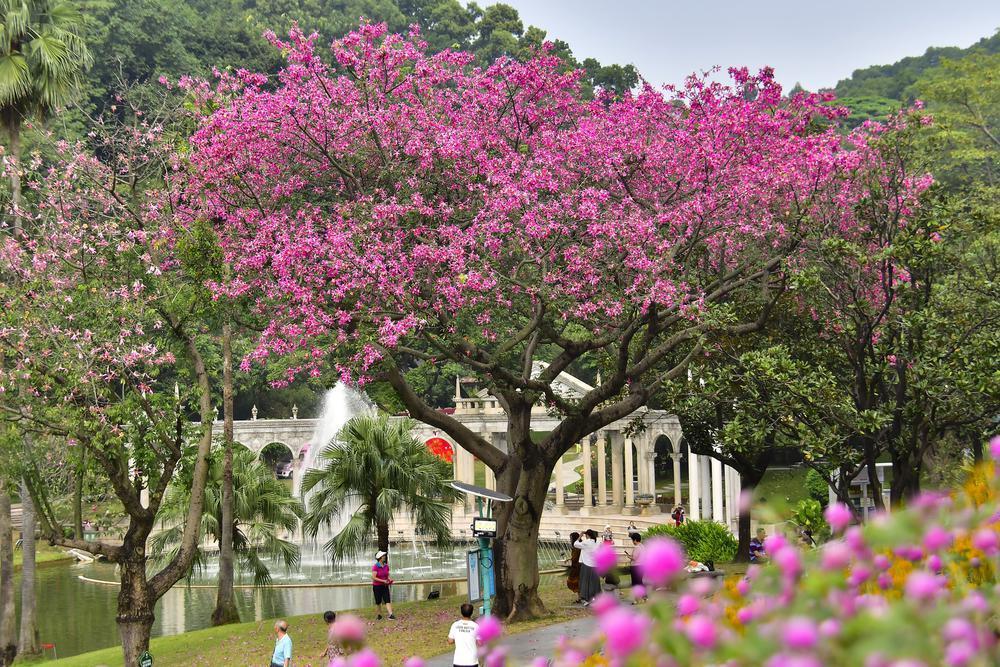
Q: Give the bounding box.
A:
[296,384,375,561]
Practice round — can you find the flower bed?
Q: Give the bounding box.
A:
[332,437,1000,667]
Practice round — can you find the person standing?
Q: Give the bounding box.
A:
[271,620,292,667]
[566,531,582,602]
[626,533,647,603]
[671,506,685,527]
[372,550,396,619]
[447,603,480,667]
[573,529,600,605]
[602,525,614,544]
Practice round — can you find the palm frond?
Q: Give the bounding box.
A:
[0,52,30,104]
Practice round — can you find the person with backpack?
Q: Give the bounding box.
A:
[671,505,686,527]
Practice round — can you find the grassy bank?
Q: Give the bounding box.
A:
[3,543,76,572]
[45,582,586,667]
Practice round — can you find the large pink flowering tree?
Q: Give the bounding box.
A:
[188,24,924,618]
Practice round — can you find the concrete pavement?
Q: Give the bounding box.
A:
[424,616,598,667]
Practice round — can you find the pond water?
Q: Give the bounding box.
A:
[12,541,570,659]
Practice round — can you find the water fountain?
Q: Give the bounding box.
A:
[57,385,568,660]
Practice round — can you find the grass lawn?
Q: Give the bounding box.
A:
[44,582,587,667]
[753,467,811,515]
[3,543,75,571]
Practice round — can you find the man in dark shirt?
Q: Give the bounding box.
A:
[749,528,769,563]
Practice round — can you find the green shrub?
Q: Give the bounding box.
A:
[791,498,832,543]
[805,468,831,505]
[644,520,737,563]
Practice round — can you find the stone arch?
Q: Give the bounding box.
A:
[653,434,675,484]
[259,441,294,478]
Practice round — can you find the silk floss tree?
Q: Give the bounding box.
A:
[186,23,928,619]
[0,104,220,662]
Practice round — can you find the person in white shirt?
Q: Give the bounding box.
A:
[447,603,480,667]
[573,529,601,604]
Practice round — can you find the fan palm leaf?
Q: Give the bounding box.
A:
[154,446,303,589]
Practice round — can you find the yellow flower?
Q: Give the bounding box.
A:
[582,653,610,667]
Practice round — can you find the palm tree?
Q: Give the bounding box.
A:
[151,446,302,591]
[0,0,92,231]
[302,413,457,559]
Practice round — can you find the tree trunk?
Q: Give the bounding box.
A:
[863,440,885,512]
[376,521,389,554]
[0,483,16,666]
[889,450,920,506]
[971,435,983,465]
[733,472,762,563]
[17,478,40,658]
[491,455,550,621]
[73,446,86,540]
[7,121,22,234]
[212,323,240,626]
[117,531,155,667]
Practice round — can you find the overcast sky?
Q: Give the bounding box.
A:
[481,1,1000,90]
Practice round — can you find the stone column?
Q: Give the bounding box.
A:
[581,438,593,512]
[701,459,713,519]
[672,452,683,506]
[635,439,648,495]
[484,465,496,491]
[711,457,724,523]
[555,453,565,510]
[645,450,657,499]
[597,434,607,506]
[610,432,624,508]
[687,451,701,520]
[624,437,635,506]
[727,466,742,533]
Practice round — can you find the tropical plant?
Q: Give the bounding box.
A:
[791,498,832,544]
[301,413,457,559]
[805,468,831,505]
[151,446,302,588]
[0,0,92,230]
[645,520,738,564]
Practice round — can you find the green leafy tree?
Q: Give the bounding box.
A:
[302,413,457,558]
[151,446,302,588]
[669,342,866,560]
[0,0,92,230]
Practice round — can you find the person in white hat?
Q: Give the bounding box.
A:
[372,550,395,619]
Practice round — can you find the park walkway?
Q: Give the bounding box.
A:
[425,616,598,667]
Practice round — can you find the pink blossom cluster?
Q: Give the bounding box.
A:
[183,22,926,385]
[0,120,193,434]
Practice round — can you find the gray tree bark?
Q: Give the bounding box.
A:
[0,484,16,666]
[17,477,40,658]
[212,322,240,626]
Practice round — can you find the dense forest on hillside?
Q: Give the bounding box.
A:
[831,29,1000,127]
[80,0,637,113]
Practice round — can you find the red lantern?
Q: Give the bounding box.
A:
[425,437,454,463]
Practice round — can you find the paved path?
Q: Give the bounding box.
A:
[425,616,597,667]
